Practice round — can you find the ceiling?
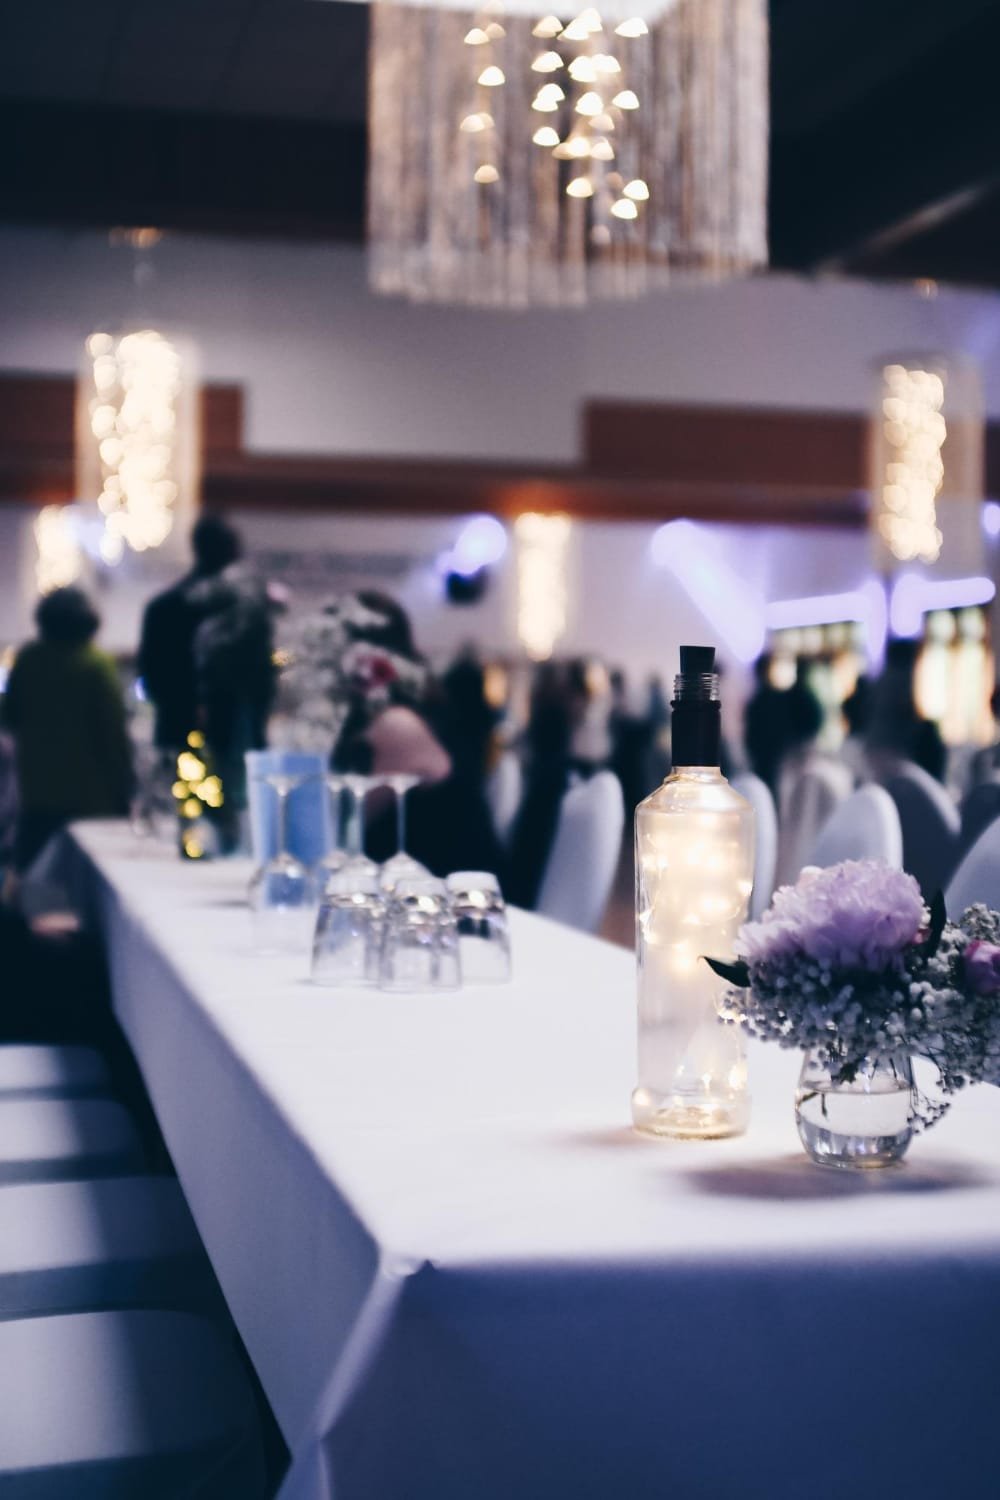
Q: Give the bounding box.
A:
[2,0,1000,285]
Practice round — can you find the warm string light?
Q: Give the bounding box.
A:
[172,730,224,859]
[80,329,186,565]
[876,363,946,564]
[34,506,83,594]
[466,3,652,235]
[514,512,571,660]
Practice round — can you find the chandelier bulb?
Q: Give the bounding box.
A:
[532,14,564,38]
[614,16,649,37]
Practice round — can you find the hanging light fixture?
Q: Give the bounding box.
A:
[870,354,985,577]
[368,0,768,306]
[75,327,200,567]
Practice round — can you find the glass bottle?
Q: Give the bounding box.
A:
[632,646,754,1139]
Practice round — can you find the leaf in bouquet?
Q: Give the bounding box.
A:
[703,956,751,988]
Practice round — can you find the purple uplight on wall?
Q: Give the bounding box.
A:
[448,515,508,578]
[764,583,888,668]
[982,502,1000,539]
[650,520,766,662]
[889,573,996,638]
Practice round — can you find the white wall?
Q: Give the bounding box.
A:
[3,224,998,696]
[3,227,1000,465]
[0,501,870,708]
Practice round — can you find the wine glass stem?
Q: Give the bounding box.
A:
[329,788,343,854]
[276,787,290,858]
[396,789,407,857]
[348,791,364,856]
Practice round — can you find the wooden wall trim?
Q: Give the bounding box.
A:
[0,370,935,530]
[584,399,869,489]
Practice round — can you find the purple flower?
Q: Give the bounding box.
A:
[738,860,925,973]
[964,940,1000,996]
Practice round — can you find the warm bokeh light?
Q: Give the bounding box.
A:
[514,512,572,661]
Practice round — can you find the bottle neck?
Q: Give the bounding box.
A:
[670,698,721,770]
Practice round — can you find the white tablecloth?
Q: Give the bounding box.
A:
[47,823,1000,1499]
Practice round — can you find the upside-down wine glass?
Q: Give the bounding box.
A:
[248,771,314,952]
[339,773,379,888]
[315,774,350,893]
[378,774,429,893]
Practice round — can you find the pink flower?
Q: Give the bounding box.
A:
[964,940,1000,996]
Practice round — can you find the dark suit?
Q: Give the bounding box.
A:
[137,573,206,751]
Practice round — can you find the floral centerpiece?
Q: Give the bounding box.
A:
[708,860,1000,1167]
[273,594,427,759]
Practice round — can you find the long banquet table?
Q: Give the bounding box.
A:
[45,822,1000,1499]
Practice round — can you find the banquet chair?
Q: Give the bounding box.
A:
[246,749,330,867]
[947,816,1000,915]
[485,751,523,848]
[884,761,961,899]
[808,785,903,870]
[731,772,777,918]
[0,1044,110,1100]
[0,1308,265,1497]
[959,777,1000,859]
[774,755,853,887]
[0,1097,144,1185]
[536,771,625,933]
[0,1175,222,1321]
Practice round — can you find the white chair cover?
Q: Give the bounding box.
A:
[885,761,961,898]
[0,1099,144,1185]
[486,753,523,848]
[731,772,777,919]
[947,816,1000,915]
[775,752,854,887]
[536,771,625,934]
[808,785,903,870]
[0,1045,110,1100]
[0,1176,220,1320]
[0,1309,265,1497]
[959,777,1000,858]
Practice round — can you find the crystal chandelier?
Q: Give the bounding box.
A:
[368,0,768,306]
[76,328,200,565]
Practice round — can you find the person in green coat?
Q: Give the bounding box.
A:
[3,587,134,868]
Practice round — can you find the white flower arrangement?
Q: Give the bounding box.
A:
[273,594,427,757]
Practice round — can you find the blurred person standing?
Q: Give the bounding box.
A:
[140,514,274,817]
[507,663,573,908]
[866,639,947,784]
[744,653,790,793]
[3,588,133,868]
[138,513,242,755]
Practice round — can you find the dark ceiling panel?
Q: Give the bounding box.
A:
[1,0,999,285]
[104,0,254,113]
[0,0,125,103]
[222,0,368,122]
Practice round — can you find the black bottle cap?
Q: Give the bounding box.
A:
[679,644,716,676]
[671,644,721,767]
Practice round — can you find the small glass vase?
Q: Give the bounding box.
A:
[795,1049,915,1169]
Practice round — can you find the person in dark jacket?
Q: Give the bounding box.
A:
[137,514,242,753]
[3,587,133,867]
